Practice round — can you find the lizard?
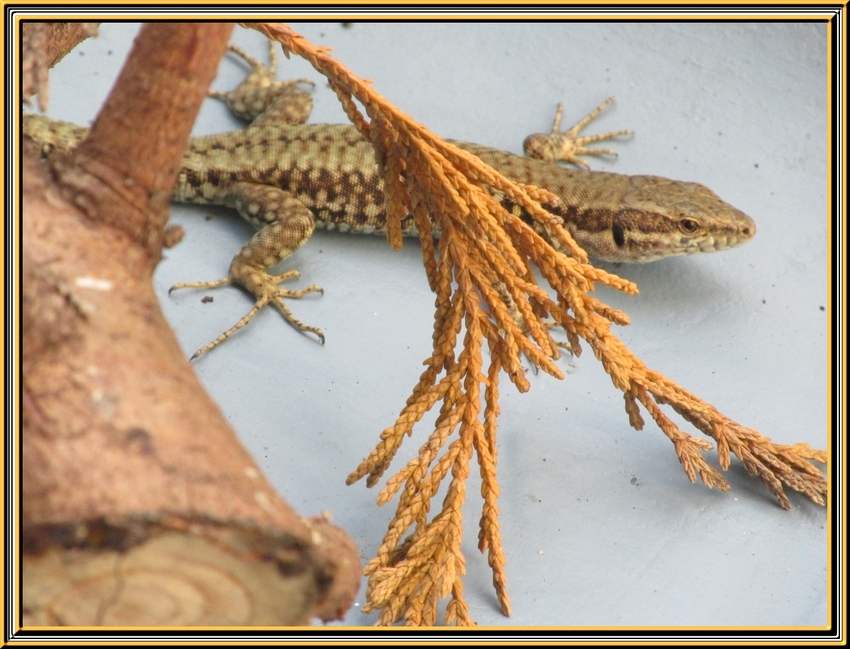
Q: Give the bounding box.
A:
[23,42,756,360]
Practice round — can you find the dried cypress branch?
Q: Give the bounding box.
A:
[252,22,827,626]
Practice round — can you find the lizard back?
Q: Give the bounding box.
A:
[177,122,755,262]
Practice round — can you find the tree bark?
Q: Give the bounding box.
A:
[22,22,100,111]
[22,22,360,626]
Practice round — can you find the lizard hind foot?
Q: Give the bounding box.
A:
[522,97,633,169]
[170,268,325,361]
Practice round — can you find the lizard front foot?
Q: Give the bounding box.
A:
[522,97,633,168]
[210,41,315,128]
[169,178,324,359]
[170,265,324,361]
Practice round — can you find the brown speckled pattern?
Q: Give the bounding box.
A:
[22,111,757,357]
[24,115,756,264]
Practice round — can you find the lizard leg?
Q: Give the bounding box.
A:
[169,183,324,360]
[492,281,574,359]
[522,97,633,168]
[542,320,575,354]
[210,41,315,127]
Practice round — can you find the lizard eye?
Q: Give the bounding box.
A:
[678,218,701,234]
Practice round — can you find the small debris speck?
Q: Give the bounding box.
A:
[202,296,214,303]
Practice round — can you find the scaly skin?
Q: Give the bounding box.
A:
[23,62,755,358]
[24,114,756,264]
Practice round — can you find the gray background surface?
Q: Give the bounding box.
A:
[38,21,828,627]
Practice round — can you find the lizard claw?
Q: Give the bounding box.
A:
[523,97,633,168]
[170,268,325,360]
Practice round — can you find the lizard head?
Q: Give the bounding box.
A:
[557,174,757,263]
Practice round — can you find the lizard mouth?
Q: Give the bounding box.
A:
[696,207,757,253]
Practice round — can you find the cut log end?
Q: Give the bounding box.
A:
[23,516,358,626]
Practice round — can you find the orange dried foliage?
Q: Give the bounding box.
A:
[251,23,827,626]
